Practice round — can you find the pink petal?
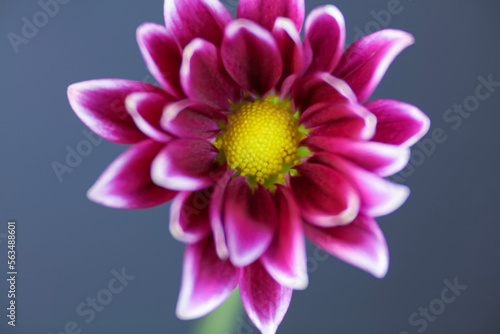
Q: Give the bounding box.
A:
[237,0,305,32]
[290,162,359,227]
[87,140,176,208]
[68,79,166,144]
[136,23,184,98]
[176,237,239,319]
[304,214,389,278]
[292,72,357,113]
[223,177,278,267]
[310,153,410,217]
[261,185,308,290]
[304,5,345,73]
[181,38,242,109]
[221,20,283,97]
[125,92,174,143]
[240,261,293,334]
[302,136,410,177]
[334,29,415,102]
[169,190,212,244]
[164,0,233,48]
[209,171,234,260]
[161,100,226,140]
[151,139,226,191]
[364,99,430,147]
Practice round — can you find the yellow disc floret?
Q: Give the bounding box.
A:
[214,96,304,188]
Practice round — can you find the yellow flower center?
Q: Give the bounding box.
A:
[214,96,308,188]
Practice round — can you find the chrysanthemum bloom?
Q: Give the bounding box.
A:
[68,0,430,332]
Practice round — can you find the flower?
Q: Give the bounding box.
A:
[67,0,430,333]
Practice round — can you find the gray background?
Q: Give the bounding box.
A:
[1,0,499,333]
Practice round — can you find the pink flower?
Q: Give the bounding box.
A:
[67,0,430,333]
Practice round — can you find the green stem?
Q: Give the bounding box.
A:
[193,289,243,334]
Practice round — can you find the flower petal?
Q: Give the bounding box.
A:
[68,79,166,144]
[292,72,357,113]
[125,92,174,143]
[261,185,308,290]
[240,261,293,334]
[310,153,410,217]
[364,99,430,147]
[151,139,226,191]
[169,190,212,244]
[136,23,184,98]
[209,170,234,260]
[290,162,359,227]
[334,29,415,102]
[176,237,239,320]
[304,5,345,73]
[304,214,389,278]
[87,140,176,208]
[237,0,305,32]
[221,20,283,97]
[302,136,410,177]
[164,0,233,48]
[224,177,278,267]
[300,102,377,140]
[181,38,242,109]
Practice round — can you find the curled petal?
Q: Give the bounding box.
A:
[292,72,357,113]
[136,23,183,98]
[87,140,175,209]
[125,92,173,143]
[164,0,233,48]
[290,162,360,227]
[68,79,166,144]
[365,99,430,147]
[169,190,212,244]
[237,0,305,32]
[304,5,345,73]
[305,215,389,278]
[334,29,415,102]
[209,171,234,260]
[240,261,293,334]
[261,185,308,290]
[151,139,226,191]
[310,153,410,217]
[224,177,278,267]
[176,237,239,319]
[302,136,410,177]
[181,38,242,109]
[221,20,283,97]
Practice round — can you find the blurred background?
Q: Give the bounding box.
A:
[1,0,499,333]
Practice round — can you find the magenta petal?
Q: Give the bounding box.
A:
[151,139,226,191]
[300,102,377,140]
[125,92,174,143]
[290,162,359,227]
[304,214,389,278]
[136,23,184,98]
[169,190,212,244]
[164,0,233,48]
[304,5,345,73]
[224,177,278,267]
[181,38,242,109]
[334,29,415,102]
[237,0,305,32]
[209,171,234,260]
[87,140,176,208]
[292,72,357,113]
[176,237,239,319]
[221,20,283,97]
[302,136,410,177]
[311,153,410,217]
[68,79,166,144]
[365,99,430,147]
[240,261,293,334]
[261,185,308,290]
